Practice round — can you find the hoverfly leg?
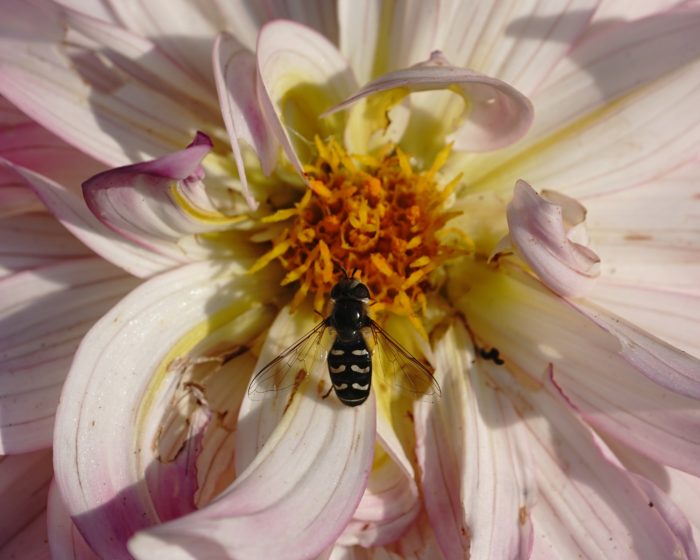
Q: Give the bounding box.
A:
[321,385,333,399]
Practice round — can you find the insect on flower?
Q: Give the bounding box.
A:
[248,271,441,406]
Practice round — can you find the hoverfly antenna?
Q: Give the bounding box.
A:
[351,267,359,278]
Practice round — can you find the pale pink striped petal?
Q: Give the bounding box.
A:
[0,104,105,196]
[454,263,700,476]
[506,180,600,297]
[571,300,700,399]
[517,377,694,558]
[0,178,42,218]
[0,450,52,548]
[435,0,599,94]
[0,256,137,453]
[326,51,534,152]
[416,322,534,560]
[0,213,90,276]
[53,260,293,558]
[612,439,700,546]
[256,20,358,172]
[0,1,194,166]
[471,7,700,197]
[60,6,218,112]
[2,158,178,276]
[213,32,277,209]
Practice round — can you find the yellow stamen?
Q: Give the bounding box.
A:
[251,137,470,319]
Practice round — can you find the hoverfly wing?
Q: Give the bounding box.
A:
[248,320,331,399]
[365,320,441,401]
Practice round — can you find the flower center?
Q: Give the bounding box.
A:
[251,138,467,318]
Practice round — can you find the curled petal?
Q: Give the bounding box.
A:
[2,158,178,276]
[47,481,99,559]
[506,180,600,297]
[53,260,280,558]
[83,132,242,262]
[256,20,358,171]
[213,32,277,210]
[325,51,534,152]
[416,322,534,559]
[130,380,376,559]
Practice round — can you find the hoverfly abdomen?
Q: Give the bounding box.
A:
[327,336,372,407]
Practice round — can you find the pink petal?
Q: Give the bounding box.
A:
[455,264,700,477]
[82,133,237,262]
[0,255,137,453]
[0,450,52,546]
[0,511,51,560]
[416,322,534,560]
[516,374,695,558]
[571,300,700,399]
[2,158,179,276]
[256,20,358,172]
[506,180,600,297]
[213,32,277,209]
[326,51,534,152]
[0,3,194,166]
[52,260,292,558]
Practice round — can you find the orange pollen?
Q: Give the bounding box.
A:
[257,138,465,315]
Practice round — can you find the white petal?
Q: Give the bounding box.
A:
[435,0,599,94]
[338,0,381,84]
[130,390,375,560]
[416,322,534,559]
[256,20,358,171]
[52,260,285,558]
[468,8,700,197]
[454,263,700,476]
[0,256,136,453]
[47,480,99,559]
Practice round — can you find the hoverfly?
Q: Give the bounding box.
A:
[248,273,441,406]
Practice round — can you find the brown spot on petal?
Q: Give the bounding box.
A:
[624,232,652,241]
[519,506,529,525]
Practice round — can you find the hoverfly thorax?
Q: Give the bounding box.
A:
[248,277,440,407]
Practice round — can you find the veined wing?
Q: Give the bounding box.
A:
[365,320,441,401]
[248,320,332,399]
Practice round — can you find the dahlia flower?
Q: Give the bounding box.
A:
[1,1,700,559]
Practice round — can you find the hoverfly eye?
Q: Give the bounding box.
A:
[351,283,370,300]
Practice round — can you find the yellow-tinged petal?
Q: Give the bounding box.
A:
[248,239,291,274]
